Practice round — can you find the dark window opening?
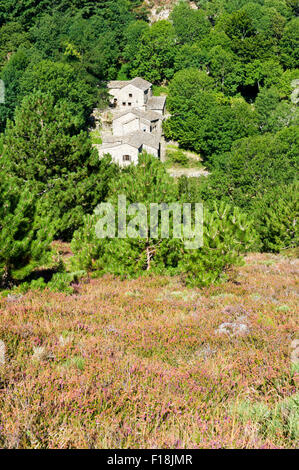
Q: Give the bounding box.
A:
[129,93,132,97]
[123,155,131,162]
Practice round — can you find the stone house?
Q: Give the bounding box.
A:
[108,77,153,111]
[99,77,166,166]
[100,131,161,166]
[112,109,162,136]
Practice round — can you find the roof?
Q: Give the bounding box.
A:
[129,77,152,91]
[107,80,128,89]
[113,108,162,123]
[107,77,152,91]
[101,130,161,151]
[125,131,161,150]
[147,96,166,111]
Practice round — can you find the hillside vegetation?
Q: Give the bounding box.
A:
[0,251,298,448]
[0,0,298,450]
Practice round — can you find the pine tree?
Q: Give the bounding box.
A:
[254,182,298,252]
[71,154,257,287]
[0,174,52,287]
[2,91,119,240]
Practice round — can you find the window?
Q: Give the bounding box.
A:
[128,102,132,106]
[129,93,132,97]
[123,155,131,162]
[122,102,126,106]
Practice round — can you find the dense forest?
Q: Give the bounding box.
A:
[0,0,298,289]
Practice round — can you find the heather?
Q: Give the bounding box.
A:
[0,0,298,450]
[0,251,298,448]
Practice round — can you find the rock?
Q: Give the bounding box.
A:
[59,335,72,347]
[197,344,216,359]
[6,294,23,302]
[215,321,249,337]
[32,346,48,362]
[148,7,171,24]
[0,340,5,365]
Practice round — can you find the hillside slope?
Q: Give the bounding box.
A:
[0,252,298,448]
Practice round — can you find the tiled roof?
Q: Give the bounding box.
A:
[107,80,128,89]
[129,77,152,91]
[113,108,162,123]
[147,96,166,110]
[107,77,152,91]
[101,130,161,151]
[125,131,161,150]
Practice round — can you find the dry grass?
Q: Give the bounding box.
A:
[0,252,298,448]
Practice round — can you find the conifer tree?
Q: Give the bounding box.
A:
[2,91,119,240]
[0,174,52,286]
[71,154,257,287]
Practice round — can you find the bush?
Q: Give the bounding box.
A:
[234,393,299,442]
[71,196,257,288]
[0,174,52,286]
[166,149,189,167]
[253,182,298,252]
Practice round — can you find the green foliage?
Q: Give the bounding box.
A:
[0,22,30,68]
[19,270,86,294]
[0,0,136,28]
[207,45,244,95]
[2,92,119,240]
[244,59,284,91]
[0,174,52,286]
[72,154,256,287]
[254,182,299,252]
[107,152,179,205]
[0,47,33,130]
[171,1,211,44]
[180,202,258,286]
[174,43,207,72]
[19,60,95,125]
[166,68,215,113]
[255,86,298,133]
[122,20,149,62]
[234,393,299,442]
[129,21,176,83]
[279,17,299,68]
[166,149,189,167]
[164,76,258,158]
[198,128,298,209]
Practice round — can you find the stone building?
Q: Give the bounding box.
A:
[100,131,161,166]
[108,77,152,111]
[112,108,163,136]
[99,77,166,166]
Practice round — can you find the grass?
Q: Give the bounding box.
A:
[165,148,203,169]
[152,85,168,96]
[90,129,102,145]
[0,250,298,448]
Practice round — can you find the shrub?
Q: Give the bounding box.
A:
[72,196,257,288]
[0,174,52,287]
[253,182,298,252]
[234,393,299,442]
